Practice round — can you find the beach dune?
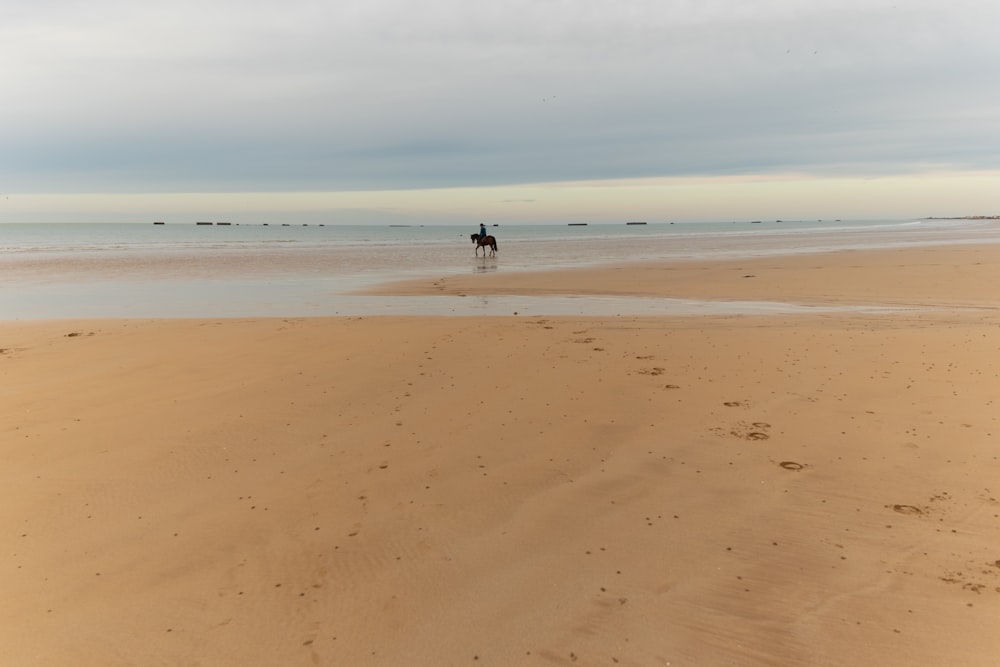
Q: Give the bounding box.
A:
[3,245,1000,665]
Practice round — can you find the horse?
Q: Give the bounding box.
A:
[471,233,498,257]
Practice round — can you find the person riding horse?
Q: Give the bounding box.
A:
[471,224,498,256]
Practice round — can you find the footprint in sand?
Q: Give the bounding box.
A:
[712,421,771,440]
[746,423,771,440]
[890,504,924,515]
[940,561,1000,595]
[779,461,805,471]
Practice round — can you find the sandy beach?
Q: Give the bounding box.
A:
[3,244,1000,665]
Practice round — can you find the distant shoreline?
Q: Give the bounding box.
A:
[925,215,1000,220]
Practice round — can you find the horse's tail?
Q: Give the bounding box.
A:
[493,238,498,251]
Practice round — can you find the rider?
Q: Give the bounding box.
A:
[479,223,487,239]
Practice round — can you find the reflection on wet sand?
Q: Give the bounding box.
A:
[473,257,498,274]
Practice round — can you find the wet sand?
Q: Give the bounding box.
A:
[364,243,1000,308]
[2,244,1000,665]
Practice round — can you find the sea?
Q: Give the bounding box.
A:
[2,218,998,319]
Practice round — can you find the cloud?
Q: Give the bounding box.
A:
[2,0,999,195]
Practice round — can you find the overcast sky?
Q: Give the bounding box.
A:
[2,0,999,222]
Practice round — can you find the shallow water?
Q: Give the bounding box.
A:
[0,283,935,319]
[2,219,998,318]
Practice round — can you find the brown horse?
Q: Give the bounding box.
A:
[471,233,498,257]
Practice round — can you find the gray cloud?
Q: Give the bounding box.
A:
[2,0,999,193]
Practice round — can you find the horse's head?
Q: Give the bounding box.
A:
[470,233,479,243]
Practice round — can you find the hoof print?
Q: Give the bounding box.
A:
[727,421,773,441]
